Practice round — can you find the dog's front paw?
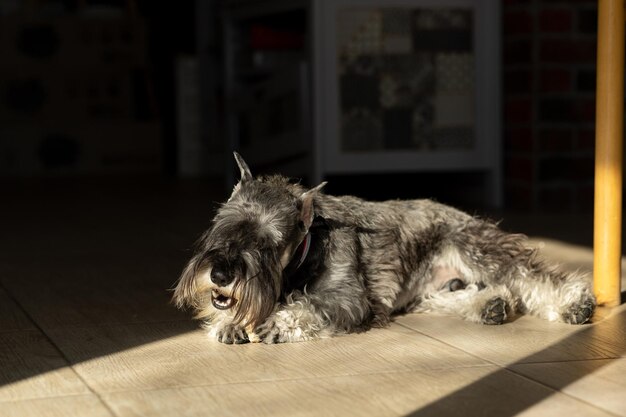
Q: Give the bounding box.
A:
[481,297,509,325]
[216,324,249,344]
[254,319,283,344]
[562,294,596,324]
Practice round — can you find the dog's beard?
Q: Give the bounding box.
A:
[174,250,283,330]
[230,278,276,328]
[230,250,282,328]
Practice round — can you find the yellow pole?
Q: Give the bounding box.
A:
[594,0,624,307]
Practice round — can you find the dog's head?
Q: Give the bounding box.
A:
[173,152,326,328]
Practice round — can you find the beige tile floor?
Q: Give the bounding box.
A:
[1,180,625,417]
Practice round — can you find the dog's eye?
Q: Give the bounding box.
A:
[297,221,305,231]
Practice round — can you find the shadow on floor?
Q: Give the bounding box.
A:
[0,178,218,389]
[407,306,626,417]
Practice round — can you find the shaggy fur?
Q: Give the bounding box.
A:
[173,153,596,344]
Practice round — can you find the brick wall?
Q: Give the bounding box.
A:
[503,0,598,212]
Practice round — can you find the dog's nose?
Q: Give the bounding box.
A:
[210,267,233,287]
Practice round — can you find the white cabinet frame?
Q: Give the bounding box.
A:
[312,0,502,206]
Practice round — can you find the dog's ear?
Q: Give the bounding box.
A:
[299,182,327,230]
[233,152,252,182]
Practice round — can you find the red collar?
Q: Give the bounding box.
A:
[293,233,311,269]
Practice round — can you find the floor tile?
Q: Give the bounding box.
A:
[48,321,488,393]
[396,308,626,365]
[0,252,190,329]
[511,357,626,416]
[101,366,612,417]
[0,287,36,333]
[0,330,91,401]
[589,304,626,356]
[1,395,114,417]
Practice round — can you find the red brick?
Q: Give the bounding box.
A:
[575,98,596,122]
[571,156,594,181]
[539,128,573,151]
[539,97,595,123]
[539,98,572,122]
[505,98,533,124]
[537,154,593,183]
[576,129,595,150]
[505,184,533,211]
[505,127,534,152]
[504,10,533,35]
[575,183,594,212]
[504,69,532,94]
[541,0,596,3]
[539,9,573,32]
[578,8,597,33]
[503,39,533,65]
[539,68,571,93]
[540,39,596,63]
[505,155,533,182]
[538,186,573,212]
[539,156,570,181]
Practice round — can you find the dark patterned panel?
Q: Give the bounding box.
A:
[338,7,475,152]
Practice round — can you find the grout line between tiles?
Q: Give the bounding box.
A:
[0,328,44,336]
[90,339,623,416]
[0,392,114,406]
[92,368,621,417]
[394,320,507,368]
[26,317,196,332]
[503,364,624,417]
[90,364,500,397]
[0,281,120,417]
[396,320,625,416]
[505,356,625,365]
[394,320,624,365]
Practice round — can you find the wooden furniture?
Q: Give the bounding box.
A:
[593,0,623,307]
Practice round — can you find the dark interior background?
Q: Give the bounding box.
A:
[0,0,612,221]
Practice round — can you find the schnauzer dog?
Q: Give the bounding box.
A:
[173,153,596,344]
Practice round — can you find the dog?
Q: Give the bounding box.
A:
[173,152,596,344]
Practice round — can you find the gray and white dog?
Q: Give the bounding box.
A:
[173,153,596,344]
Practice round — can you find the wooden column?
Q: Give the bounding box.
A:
[594,0,624,307]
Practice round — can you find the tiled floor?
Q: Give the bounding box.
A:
[1,180,625,417]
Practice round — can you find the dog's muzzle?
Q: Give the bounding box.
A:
[208,266,237,310]
[211,289,237,310]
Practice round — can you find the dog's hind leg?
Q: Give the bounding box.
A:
[416,262,595,325]
[413,283,516,324]
[507,264,595,324]
[414,245,515,324]
[442,222,595,324]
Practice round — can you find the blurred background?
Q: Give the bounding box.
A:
[0,0,603,218]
